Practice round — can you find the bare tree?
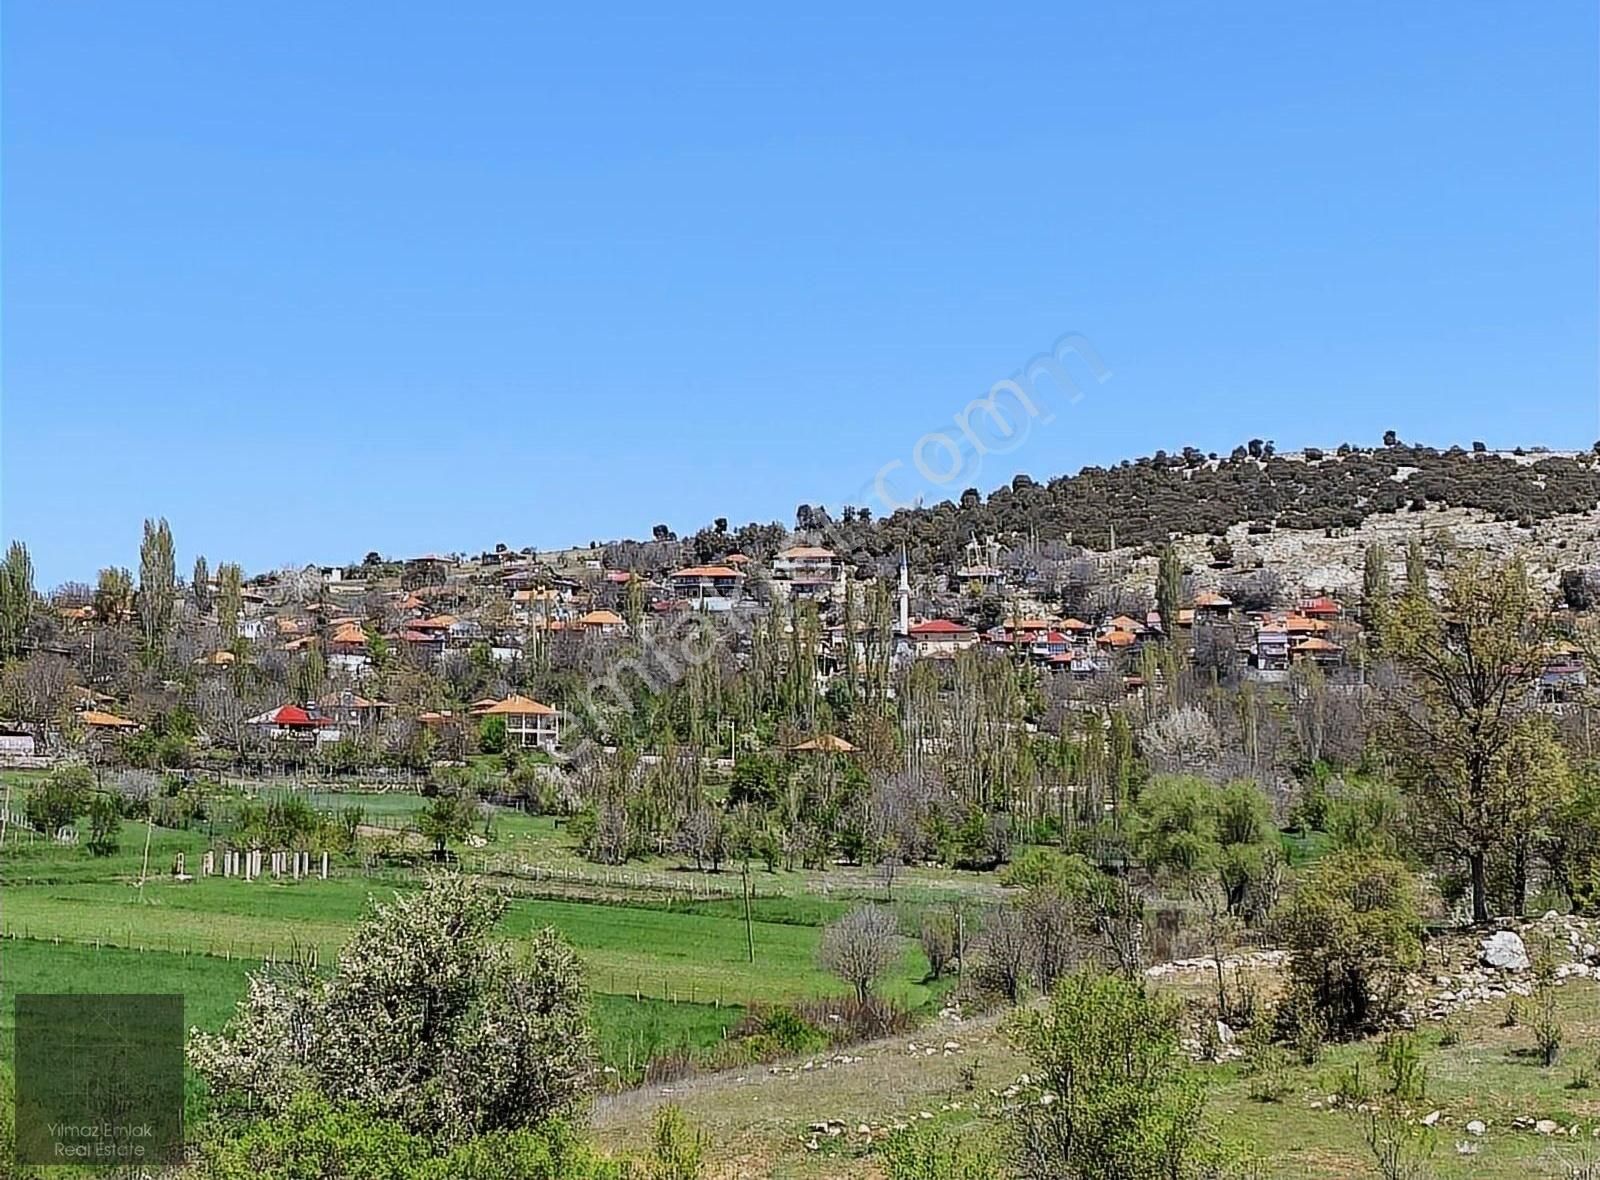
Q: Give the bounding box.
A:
[1141,704,1221,776]
[818,904,901,1003]
[0,653,76,726]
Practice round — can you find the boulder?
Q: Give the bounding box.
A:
[1480,931,1530,971]
[1466,1120,1487,1136]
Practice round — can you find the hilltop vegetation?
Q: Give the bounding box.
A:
[674,441,1600,570]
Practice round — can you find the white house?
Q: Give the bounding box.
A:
[479,694,560,750]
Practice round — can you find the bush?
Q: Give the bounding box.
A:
[85,794,120,857]
[1279,851,1420,1037]
[920,911,956,980]
[881,1122,1005,1180]
[728,1005,827,1058]
[1333,1061,1372,1105]
[646,1106,706,1180]
[1377,1032,1427,1102]
[201,1094,631,1180]
[478,715,507,755]
[790,995,914,1046]
[25,765,91,833]
[1535,985,1564,1067]
[1007,969,1251,1179]
[192,876,594,1142]
[1242,1016,1291,1103]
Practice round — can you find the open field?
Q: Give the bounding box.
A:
[0,774,949,1116]
[0,937,742,1095]
[593,975,1600,1179]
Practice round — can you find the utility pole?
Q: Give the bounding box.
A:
[742,860,755,964]
[137,811,155,901]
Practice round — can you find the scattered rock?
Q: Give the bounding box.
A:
[1481,931,1531,971]
[1536,1119,1559,1135]
[1421,1110,1441,1127]
[1466,1120,1486,1136]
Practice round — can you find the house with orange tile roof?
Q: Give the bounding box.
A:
[772,545,844,602]
[479,694,560,749]
[1253,619,1292,672]
[1292,635,1344,666]
[79,708,139,732]
[667,565,745,611]
[907,618,979,656]
[576,608,628,637]
[327,620,372,673]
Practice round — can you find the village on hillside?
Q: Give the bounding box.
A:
[1,494,1590,772]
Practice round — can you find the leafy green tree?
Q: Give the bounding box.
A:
[1279,850,1420,1037]
[0,540,35,659]
[1132,777,1276,917]
[479,714,507,755]
[1380,553,1553,920]
[1361,540,1390,631]
[192,877,594,1143]
[417,792,477,861]
[25,765,91,834]
[1008,968,1248,1179]
[217,561,244,642]
[1403,535,1428,599]
[192,554,212,615]
[86,793,121,857]
[94,565,134,626]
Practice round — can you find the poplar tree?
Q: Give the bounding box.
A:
[138,517,177,651]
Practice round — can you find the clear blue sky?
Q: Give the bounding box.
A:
[4,3,1596,586]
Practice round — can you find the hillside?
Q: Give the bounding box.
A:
[674,444,1600,574]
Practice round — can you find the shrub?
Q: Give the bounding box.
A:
[478,715,507,755]
[1243,1023,1291,1104]
[1007,968,1250,1179]
[647,1106,706,1180]
[1279,851,1420,1037]
[728,1005,827,1058]
[1362,1105,1435,1180]
[881,1122,1005,1180]
[201,1094,630,1180]
[791,995,914,1046]
[1331,1061,1370,1105]
[25,765,90,834]
[920,911,956,980]
[1535,985,1564,1067]
[1377,1032,1427,1102]
[85,794,120,857]
[192,876,593,1143]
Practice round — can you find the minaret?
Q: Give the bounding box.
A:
[897,545,910,636]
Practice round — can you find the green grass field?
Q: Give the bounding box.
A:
[0,776,943,1111]
[0,938,742,1093]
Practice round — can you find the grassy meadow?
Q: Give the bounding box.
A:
[0,772,959,1102]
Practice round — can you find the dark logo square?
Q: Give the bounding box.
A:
[14,993,184,1166]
